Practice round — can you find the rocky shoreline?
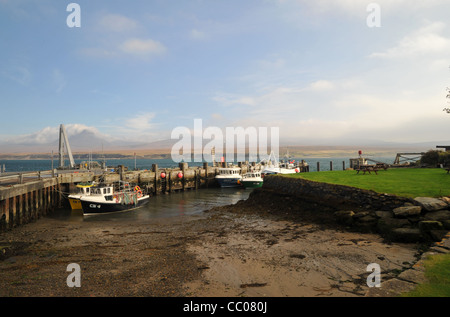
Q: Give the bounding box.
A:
[260,175,450,244]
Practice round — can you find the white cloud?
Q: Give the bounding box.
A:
[79,13,166,60]
[80,38,167,59]
[189,29,208,40]
[370,22,450,59]
[4,124,108,145]
[119,38,167,56]
[98,14,138,33]
[124,112,156,131]
[307,80,336,91]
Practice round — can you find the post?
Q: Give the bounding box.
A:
[119,165,124,182]
[152,164,158,195]
[342,161,345,170]
[203,162,209,188]
[194,169,198,190]
[330,161,333,171]
[317,162,320,172]
[33,190,38,220]
[179,163,187,191]
[18,194,23,225]
[0,198,10,229]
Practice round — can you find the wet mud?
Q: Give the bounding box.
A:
[0,192,422,297]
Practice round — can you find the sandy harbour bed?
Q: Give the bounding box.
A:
[0,197,421,297]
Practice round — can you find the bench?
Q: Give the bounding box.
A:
[355,165,378,175]
[375,163,389,170]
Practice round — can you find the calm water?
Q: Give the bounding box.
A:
[0,157,395,173]
[51,187,251,223]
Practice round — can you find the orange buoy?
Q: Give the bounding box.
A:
[161,172,166,178]
[178,172,183,178]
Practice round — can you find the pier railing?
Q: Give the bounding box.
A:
[0,170,56,186]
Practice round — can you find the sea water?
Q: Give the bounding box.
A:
[0,157,395,173]
[51,187,251,222]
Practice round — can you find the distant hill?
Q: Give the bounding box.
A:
[1,124,448,159]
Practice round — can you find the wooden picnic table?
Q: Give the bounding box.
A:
[356,165,378,175]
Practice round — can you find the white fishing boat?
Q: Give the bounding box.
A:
[215,166,242,188]
[260,151,300,175]
[240,171,263,189]
[80,182,150,215]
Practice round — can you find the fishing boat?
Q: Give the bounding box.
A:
[68,182,94,210]
[260,151,300,175]
[261,164,299,175]
[80,182,150,215]
[239,171,263,189]
[215,167,242,188]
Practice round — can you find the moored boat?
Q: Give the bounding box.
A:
[215,167,242,188]
[260,151,301,176]
[68,182,94,210]
[80,183,150,215]
[240,171,263,189]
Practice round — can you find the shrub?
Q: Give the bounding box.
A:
[420,150,440,166]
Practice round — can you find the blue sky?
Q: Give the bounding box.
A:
[1,0,450,151]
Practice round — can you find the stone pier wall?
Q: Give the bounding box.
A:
[260,176,450,243]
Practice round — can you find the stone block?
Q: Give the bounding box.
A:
[424,210,450,221]
[374,210,393,219]
[377,217,410,233]
[414,197,449,212]
[419,220,444,232]
[334,210,354,226]
[390,228,423,243]
[393,206,422,218]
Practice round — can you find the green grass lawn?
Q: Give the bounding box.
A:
[402,253,450,297]
[285,168,450,198]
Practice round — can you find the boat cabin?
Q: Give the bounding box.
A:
[218,168,241,175]
[88,186,114,201]
[243,171,262,178]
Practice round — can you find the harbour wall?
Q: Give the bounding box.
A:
[255,176,450,243]
[0,177,61,232]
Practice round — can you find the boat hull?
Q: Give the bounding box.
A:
[69,197,83,210]
[80,196,150,215]
[216,177,242,188]
[241,180,263,189]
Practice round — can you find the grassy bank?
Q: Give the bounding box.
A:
[402,253,450,297]
[285,168,450,198]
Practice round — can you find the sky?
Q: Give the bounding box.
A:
[1,0,450,152]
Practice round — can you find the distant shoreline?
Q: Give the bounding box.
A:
[0,145,435,161]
